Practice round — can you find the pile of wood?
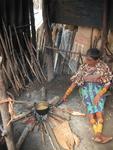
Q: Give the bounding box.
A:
[0,23,46,95]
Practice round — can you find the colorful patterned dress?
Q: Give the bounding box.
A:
[71,60,112,114]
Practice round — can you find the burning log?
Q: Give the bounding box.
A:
[39,123,46,144]
[9,111,32,123]
[49,96,60,105]
[16,123,35,150]
[50,107,71,121]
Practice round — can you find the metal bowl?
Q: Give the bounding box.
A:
[35,101,49,115]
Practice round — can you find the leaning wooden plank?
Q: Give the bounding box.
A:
[53,121,78,150]
[43,121,61,150]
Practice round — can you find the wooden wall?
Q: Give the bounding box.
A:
[48,0,113,29]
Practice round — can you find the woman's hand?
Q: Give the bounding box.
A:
[93,94,101,105]
[61,95,68,102]
[70,76,75,82]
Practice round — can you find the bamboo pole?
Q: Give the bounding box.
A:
[0,57,16,150]
[101,0,108,51]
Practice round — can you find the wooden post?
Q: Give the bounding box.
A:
[29,0,36,48]
[101,0,108,51]
[42,0,54,81]
[0,57,16,150]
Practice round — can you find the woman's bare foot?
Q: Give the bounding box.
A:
[94,134,112,144]
[93,136,101,143]
[100,134,112,144]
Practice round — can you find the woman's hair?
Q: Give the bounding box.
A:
[86,48,101,60]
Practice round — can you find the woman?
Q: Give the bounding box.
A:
[62,48,113,143]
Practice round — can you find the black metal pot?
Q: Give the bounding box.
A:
[35,101,49,115]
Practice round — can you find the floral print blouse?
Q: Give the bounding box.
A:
[71,60,113,86]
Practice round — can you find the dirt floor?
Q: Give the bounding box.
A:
[13,75,113,150]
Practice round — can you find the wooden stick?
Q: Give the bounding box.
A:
[45,46,86,56]
[49,111,70,121]
[26,34,47,82]
[2,65,18,94]
[16,53,32,83]
[16,123,35,150]
[2,21,11,55]
[17,66,26,88]
[13,25,25,69]
[24,53,41,83]
[9,26,17,66]
[14,100,33,104]
[49,115,63,124]
[11,111,32,123]
[48,96,60,106]
[101,0,108,50]
[0,33,21,92]
[40,123,46,144]
[24,34,46,82]
[9,27,25,89]
[13,25,32,83]
[32,43,47,81]
[43,121,60,150]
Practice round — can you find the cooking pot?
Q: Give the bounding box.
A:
[35,101,49,115]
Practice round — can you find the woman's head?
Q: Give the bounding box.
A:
[85,48,101,66]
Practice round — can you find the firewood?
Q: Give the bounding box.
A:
[16,123,35,150]
[11,111,32,123]
[43,121,61,150]
[48,96,60,105]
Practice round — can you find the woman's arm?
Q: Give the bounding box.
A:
[93,82,111,105]
[62,65,84,101]
[62,82,77,101]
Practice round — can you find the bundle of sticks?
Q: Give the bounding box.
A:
[0,23,46,95]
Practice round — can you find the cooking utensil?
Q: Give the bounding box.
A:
[35,101,49,115]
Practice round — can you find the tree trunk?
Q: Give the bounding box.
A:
[0,57,15,150]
